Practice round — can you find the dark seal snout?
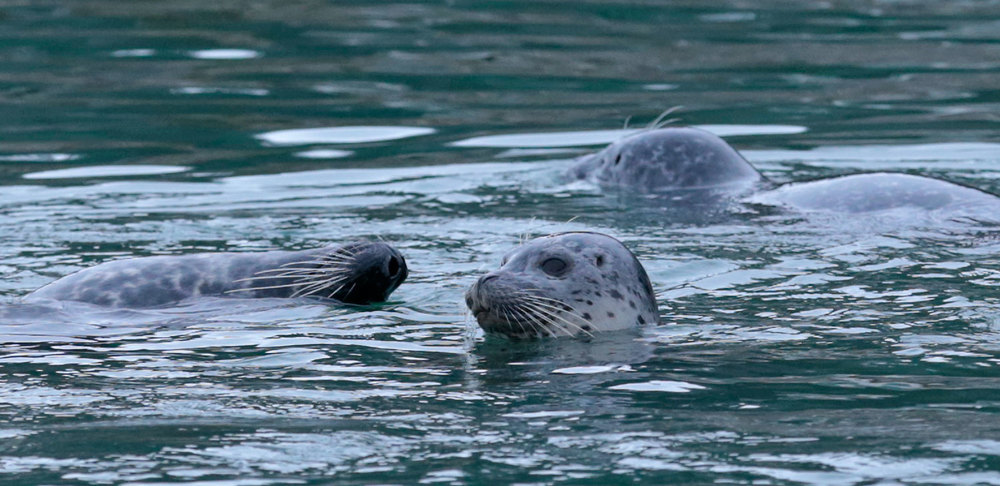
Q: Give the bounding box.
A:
[335,241,408,305]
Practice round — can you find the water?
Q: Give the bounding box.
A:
[3,1,1000,484]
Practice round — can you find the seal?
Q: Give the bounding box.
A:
[572,126,1000,214]
[749,172,1000,213]
[569,127,766,193]
[465,232,659,339]
[25,241,408,308]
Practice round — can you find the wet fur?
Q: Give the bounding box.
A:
[571,126,1000,213]
[26,242,407,308]
[466,232,659,339]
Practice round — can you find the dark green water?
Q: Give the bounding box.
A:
[3,1,1000,484]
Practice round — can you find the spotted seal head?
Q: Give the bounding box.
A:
[569,127,766,193]
[465,232,659,339]
[25,241,408,308]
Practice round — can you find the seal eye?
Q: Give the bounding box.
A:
[388,256,401,277]
[540,257,569,277]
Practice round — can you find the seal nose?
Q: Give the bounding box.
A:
[474,274,500,307]
[335,241,408,305]
[466,274,498,312]
[385,253,406,281]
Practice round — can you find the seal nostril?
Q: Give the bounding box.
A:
[479,274,498,285]
[387,256,400,277]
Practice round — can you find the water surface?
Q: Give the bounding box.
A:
[3,1,1000,484]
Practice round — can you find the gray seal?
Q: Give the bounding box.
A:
[25,241,408,308]
[749,172,1000,213]
[465,232,659,339]
[571,126,1000,213]
[569,127,765,193]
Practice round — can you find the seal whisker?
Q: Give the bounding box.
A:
[508,289,586,336]
[232,263,352,297]
[343,282,358,300]
[320,254,357,263]
[519,290,597,337]
[646,106,683,130]
[322,280,351,300]
[501,305,531,338]
[319,279,355,301]
[521,302,575,337]
[249,267,317,274]
[232,273,317,282]
[249,266,328,275]
[277,259,350,268]
[512,303,549,338]
[226,282,304,293]
[293,274,350,298]
[523,299,592,337]
[234,264,350,283]
[324,246,359,258]
[517,307,544,339]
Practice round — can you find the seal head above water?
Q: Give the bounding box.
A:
[569,127,765,193]
[465,232,659,339]
[571,126,1000,215]
[26,241,408,308]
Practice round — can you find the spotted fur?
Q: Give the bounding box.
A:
[465,232,659,339]
[569,127,764,193]
[25,241,407,308]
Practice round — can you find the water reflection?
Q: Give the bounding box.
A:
[256,126,436,146]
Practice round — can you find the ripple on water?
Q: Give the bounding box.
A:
[608,380,707,393]
[22,165,189,180]
[4,1,1000,484]
[187,49,262,60]
[293,149,353,159]
[256,126,436,146]
[0,153,81,163]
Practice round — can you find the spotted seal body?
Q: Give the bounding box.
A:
[573,126,1000,213]
[465,232,658,339]
[750,172,1000,213]
[25,241,407,308]
[569,127,766,193]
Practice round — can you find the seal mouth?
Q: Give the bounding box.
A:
[466,279,592,339]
